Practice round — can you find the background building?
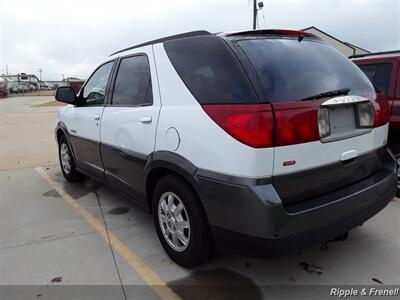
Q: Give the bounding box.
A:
[302,26,370,57]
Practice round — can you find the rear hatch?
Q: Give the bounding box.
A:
[232,32,390,207]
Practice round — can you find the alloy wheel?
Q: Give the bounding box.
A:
[158,191,190,252]
[60,143,71,174]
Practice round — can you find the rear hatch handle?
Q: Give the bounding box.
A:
[340,149,358,162]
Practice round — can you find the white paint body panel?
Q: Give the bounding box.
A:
[273,124,388,176]
[152,43,275,178]
[101,46,161,156]
[60,105,103,142]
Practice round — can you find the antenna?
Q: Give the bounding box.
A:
[253,1,265,30]
[253,0,257,30]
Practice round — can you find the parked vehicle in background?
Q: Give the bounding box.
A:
[0,77,9,98]
[0,77,13,92]
[352,51,400,195]
[40,84,52,90]
[0,73,54,94]
[55,30,397,267]
[68,80,85,94]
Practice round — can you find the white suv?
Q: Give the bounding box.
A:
[55,30,397,267]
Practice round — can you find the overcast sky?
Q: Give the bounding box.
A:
[0,0,399,80]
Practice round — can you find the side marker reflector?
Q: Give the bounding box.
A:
[283,160,296,166]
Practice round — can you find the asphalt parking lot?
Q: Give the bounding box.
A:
[1,96,399,299]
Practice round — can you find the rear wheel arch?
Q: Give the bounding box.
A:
[146,167,173,212]
[145,166,202,214]
[143,152,202,214]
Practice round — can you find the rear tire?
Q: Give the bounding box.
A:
[152,175,214,267]
[388,134,400,197]
[58,135,84,182]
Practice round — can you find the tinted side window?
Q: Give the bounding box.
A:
[83,61,114,105]
[358,64,376,82]
[359,63,392,95]
[112,55,153,106]
[374,64,392,95]
[164,36,258,104]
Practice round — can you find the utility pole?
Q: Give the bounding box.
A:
[5,64,8,75]
[38,68,43,81]
[253,0,257,30]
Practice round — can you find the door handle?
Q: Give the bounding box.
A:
[94,114,101,121]
[139,116,152,123]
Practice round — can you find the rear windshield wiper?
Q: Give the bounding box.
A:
[300,88,351,101]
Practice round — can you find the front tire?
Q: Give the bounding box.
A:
[58,136,84,182]
[152,175,214,267]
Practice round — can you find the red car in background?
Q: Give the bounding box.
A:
[68,80,84,94]
[0,77,8,98]
[352,51,400,195]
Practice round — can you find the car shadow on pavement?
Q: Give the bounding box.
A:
[168,268,262,300]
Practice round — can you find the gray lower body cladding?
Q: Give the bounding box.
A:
[195,148,397,255]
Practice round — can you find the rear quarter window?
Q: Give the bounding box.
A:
[164,36,258,104]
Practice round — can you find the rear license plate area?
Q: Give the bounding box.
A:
[321,104,370,142]
[329,105,356,135]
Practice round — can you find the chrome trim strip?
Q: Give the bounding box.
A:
[321,95,369,106]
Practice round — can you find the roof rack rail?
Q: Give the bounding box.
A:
[110,30,212,56]
[349,50,400,59]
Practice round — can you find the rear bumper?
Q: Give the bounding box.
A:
[195,148,397,255]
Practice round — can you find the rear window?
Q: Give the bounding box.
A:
[164,36,258,104]
[358,63,392,95]
[237,38,375,102]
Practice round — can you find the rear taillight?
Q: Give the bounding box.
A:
[201,104,274,148]
[373,93,390,127]
[273,101,321,147]
[202,96,387,149]
[318,107,330,139]
[356,101,374,128]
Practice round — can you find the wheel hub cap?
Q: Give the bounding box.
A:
[158,191,190,252]
[60,143,71,174]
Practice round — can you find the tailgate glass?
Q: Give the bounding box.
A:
[237,38,375,102]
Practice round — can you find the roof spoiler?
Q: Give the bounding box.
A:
[220,29,321,40]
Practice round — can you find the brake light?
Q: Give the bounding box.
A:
[269,29,310,37]
[201,104,274,148]
[273,101,321,147]
[373,93,390,127]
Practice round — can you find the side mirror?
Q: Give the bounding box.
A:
[55,87,77,104]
